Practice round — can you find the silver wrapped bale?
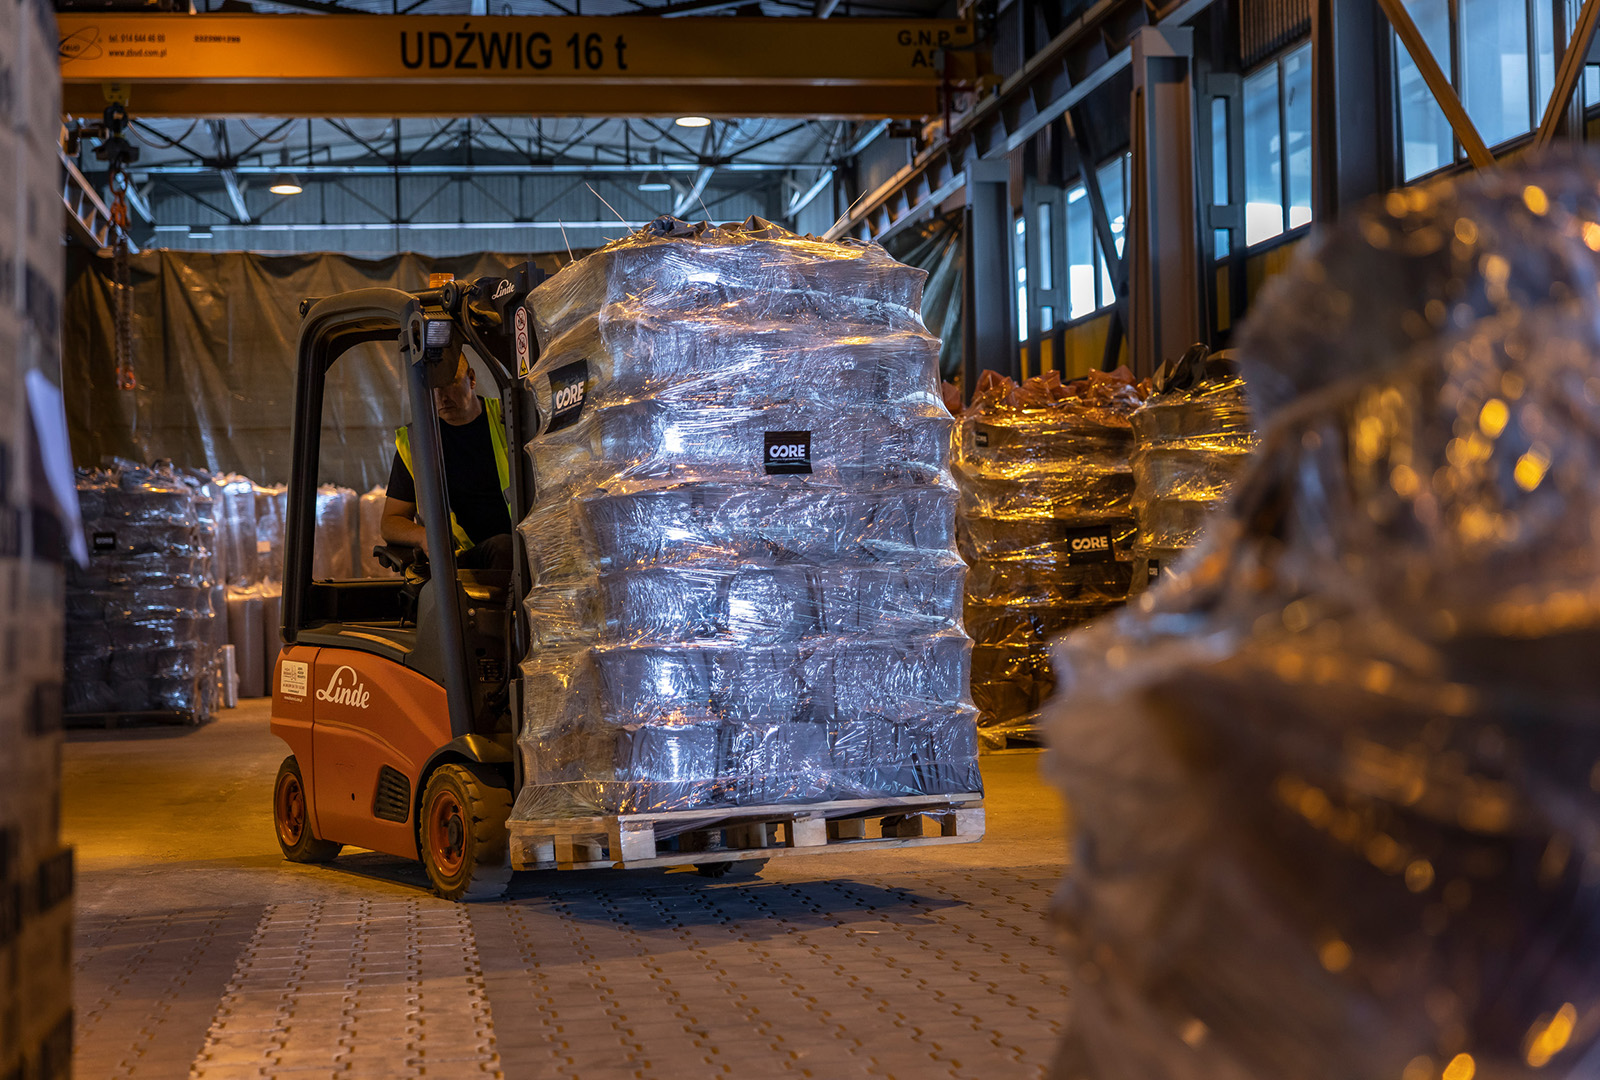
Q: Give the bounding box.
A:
[1045,151,1600,1079]
[954,369,1146,742]
[66,461,218,720]
[1128,350,1257,589]
[513,216,980,820]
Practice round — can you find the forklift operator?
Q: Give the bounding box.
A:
[381,355,514,571]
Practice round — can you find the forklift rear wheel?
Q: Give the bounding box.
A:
[418,765,513,902]
[273,756,342,864]
[695,859,768,879]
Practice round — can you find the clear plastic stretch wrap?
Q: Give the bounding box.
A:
[357,486,397,578]
[1129,352,1257,588]
[954,369,1146,738]
[178,468,229,660]
[65,461,217,719]
[312,485,359,580]
[254,482,288,584]
[514,216,981,821]
[216,474,258,587]
[1044,154,1600,1080]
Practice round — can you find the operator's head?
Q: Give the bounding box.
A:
[432,356,481,426]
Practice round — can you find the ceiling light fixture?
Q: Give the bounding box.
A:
[188,226,214,239]
[269,175,303,195]
[638,173,673,192]
[674,116,711,128]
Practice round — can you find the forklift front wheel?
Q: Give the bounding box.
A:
[418,765,513,902]
[273,756,342,864]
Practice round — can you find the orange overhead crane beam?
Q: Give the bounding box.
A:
[57,14,977,119]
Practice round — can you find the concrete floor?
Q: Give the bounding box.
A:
[63,701,1071,1079]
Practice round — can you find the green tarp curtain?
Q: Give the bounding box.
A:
[63,248,565,490]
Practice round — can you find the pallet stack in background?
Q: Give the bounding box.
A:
[1129,347,1257,591]
[513,216,981,821]
[64,468,378,717]
[65,462,221,723]
[356,485,396,578]
[214,476,376,698]
[953,369,1147,748]
[1,1,75,1076]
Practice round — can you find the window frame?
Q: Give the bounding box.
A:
[1393,0,1576,183]
[1236,39,1315,254]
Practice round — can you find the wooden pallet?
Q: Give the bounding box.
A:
[63,709,201,730]
[508,793,985,871]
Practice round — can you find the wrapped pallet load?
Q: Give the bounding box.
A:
[357,485,397,577]
[954,367,1146,747]
[216,473,258,588]
[312,484,360,580]
[513,215,981,821]
[66,461,217,721]
[1044,153,1600,1078]
[1128,345,1257,591]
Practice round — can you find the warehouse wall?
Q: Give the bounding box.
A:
[63,248,564,490]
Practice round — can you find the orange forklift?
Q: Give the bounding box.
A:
[270,270,540,901]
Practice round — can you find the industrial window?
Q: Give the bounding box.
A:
[1036,202,1054,291]
[1060,152,1131,319]
[1096,156,1128,304]
[1014,215,1029,343]
[1242,42,1313,248]
[1394,0,1574,181]
[1065,186,1096,318]
[1211,97,1231,210]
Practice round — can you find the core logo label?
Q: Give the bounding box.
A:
[545,358,589,433]
[764,430,813,475]
[492,279,515,300]
[1061,526,1116,564]
[315,665,372,710]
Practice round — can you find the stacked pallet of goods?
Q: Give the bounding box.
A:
[220,475,362,696]
[513,216,981,826]
[954,368,1146,746]
[1129,346,1257,591]
[1043,155,1600,1078]
[1,3,75,1074]
[66,462,220,723]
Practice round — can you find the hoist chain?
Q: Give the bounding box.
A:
[110,171,135,391]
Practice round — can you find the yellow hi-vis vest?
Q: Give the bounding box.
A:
[394,396,511,555]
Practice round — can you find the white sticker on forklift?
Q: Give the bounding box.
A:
[280,659,309,699]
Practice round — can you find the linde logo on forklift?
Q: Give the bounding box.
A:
[764,430,812,475]
[545,359,589,432]
[492,279,515,301]
[315,665,372,710]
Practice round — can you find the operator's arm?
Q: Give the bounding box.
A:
[380,496,429,554]
[380,450,428,554]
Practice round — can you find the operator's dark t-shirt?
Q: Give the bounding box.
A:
[387,401,511,549]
